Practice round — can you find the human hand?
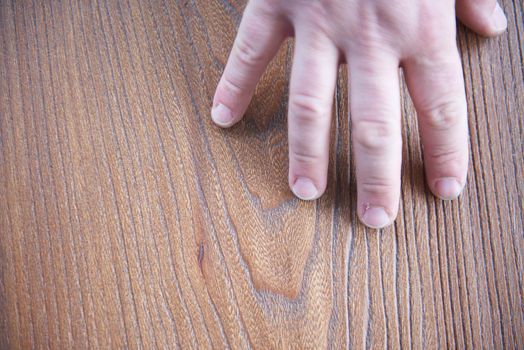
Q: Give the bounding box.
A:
[211,0,507,229]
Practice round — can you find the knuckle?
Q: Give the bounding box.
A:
[426,146,467,173]
[421,24,447,49]
[352,118,400,151]
[421,100,466,130]
[426,146,462,162]
[417,6,456,50]
[290,147,323,166]
[289,92,330,124]
[221,75,244,97]
[290,140,323,164]
[360,178,397,197]
[234,34,266,67]
[298,6,331,34]
[258,0,281,11]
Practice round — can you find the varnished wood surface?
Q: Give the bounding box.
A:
[0,0,522,348]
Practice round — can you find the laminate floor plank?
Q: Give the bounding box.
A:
[0,0,522,348]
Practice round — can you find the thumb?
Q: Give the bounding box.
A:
[456,0,508,37]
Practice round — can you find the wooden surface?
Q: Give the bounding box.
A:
[0,0,522,348]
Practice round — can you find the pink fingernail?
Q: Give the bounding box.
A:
[362,206,390,229]
[292,177,318,201]
[211,103,234,127]
[434,177,463,200]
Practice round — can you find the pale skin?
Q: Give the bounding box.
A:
[211,0,508,229]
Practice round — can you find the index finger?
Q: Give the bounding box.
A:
[211,3,287,127]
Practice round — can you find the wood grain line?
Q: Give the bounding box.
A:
[0,0,522,348]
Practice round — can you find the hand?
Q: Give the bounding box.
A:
[211,0,507,229]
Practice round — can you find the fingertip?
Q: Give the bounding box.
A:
[433,177,464,200]
[211,103,236,128]
[457,1,508,37]
[291,176,321,201]
[359,205,396,230]
[490,3,508,35]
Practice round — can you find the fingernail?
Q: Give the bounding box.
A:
[211,103,234,127]
[434,177,462,200]
[292,177,318,201]
[492,3,507,33]
[362,206,390,229]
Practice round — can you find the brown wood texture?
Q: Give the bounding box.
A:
[0,0,523,348]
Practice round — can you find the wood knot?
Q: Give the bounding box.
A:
[197,241,205,272]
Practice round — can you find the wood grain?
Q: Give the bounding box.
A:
[0,0,522,348]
